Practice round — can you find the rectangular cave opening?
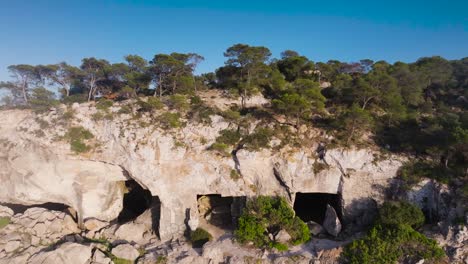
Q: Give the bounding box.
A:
[197,194,246,231]
[293,192,343,224]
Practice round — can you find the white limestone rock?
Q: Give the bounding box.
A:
[323,205,342,237]
[111,244,140,262]
[27,242,92,264]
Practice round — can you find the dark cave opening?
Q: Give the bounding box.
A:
[197,194,246,229]
[117,180,153,224]
[293,192,343,224]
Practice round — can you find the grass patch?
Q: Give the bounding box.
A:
[230,169,241,180]
[0,217,10,229]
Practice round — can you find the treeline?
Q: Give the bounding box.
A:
[1,44,467,184]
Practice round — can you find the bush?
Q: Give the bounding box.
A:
[62,94,88,104]
[398,161,452,189]
[137,97,164,112]
[96,99,114,111]
[190,228,212,248]
[235,196,310,248]
[117,105,132,115]
[64,126,94,153]
[29,87,59,112]
[230,169,241,180]
[0,217,10,229]
[242,127,273,151]
[342,224,445,264]
[221,109,241,123]
[159,112,183,129]
[216,129,242,146]
[342,201,445,264]
[378,201,425,228]
[208,142,230,156]
[168,94,189,111]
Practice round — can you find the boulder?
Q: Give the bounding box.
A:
[92,250,111,264]
[323,205,342,237]
[274,229,292,244]
[113,209,155,244]
[307,221,325,236]
[0,205,13,218]
[84,218,109,232]
[111,244,139,262]
[28,242,92,264]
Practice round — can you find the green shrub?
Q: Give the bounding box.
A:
[272,242,288,251]
[29,87,60,112]
[191,105,216,125]
[168,94,189,111]
[156,256,167,264]
[378,201,425,228]
[61,108,75,121]
[230,169,241,180]
[64,126,94,153]
[137,97,164,112]
[62,94,88,104]
[96,99,113,111]
[221,109,241,123]
[159,112,183,129]
[190,95,203,106]
[242,127,273,151]
[190,228,212,248]
[0,217,10,229]
[313,161,329,174]
[35,118,50,129]
[216,129,241,146]
[118,105,132,115]
[235,196,310,248]
[342,201,445,264]
[398,161,452,189]
[208,142,230,156]
[342,224,445,264]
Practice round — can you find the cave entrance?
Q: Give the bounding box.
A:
[197,195,246,230]
[293,193,342,224]
[117,180,153,224]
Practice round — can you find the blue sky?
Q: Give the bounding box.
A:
[0,0,466,81]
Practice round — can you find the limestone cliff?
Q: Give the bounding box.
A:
[0,95,403,241]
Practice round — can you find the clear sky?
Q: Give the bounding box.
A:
[0,0,467,81]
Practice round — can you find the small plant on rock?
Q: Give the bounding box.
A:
[190,228,212,248]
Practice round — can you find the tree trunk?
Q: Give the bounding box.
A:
[346,120,356,145]
[362,97,373,110]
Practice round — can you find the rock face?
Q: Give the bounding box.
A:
[111,244,140,262]
[0,207,80,260]
[323,205,342,237]
[275,230,292,244]
[28,242,92,264]
[0,101,403,240]
[307,221,325,236]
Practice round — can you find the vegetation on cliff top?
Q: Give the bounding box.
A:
[0,44,466,193]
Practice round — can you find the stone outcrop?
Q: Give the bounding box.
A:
[111,244,140,262]
[27,242,92,264]
[323,205,342,237]
[0,103,404,241]
[0,207,80,261]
